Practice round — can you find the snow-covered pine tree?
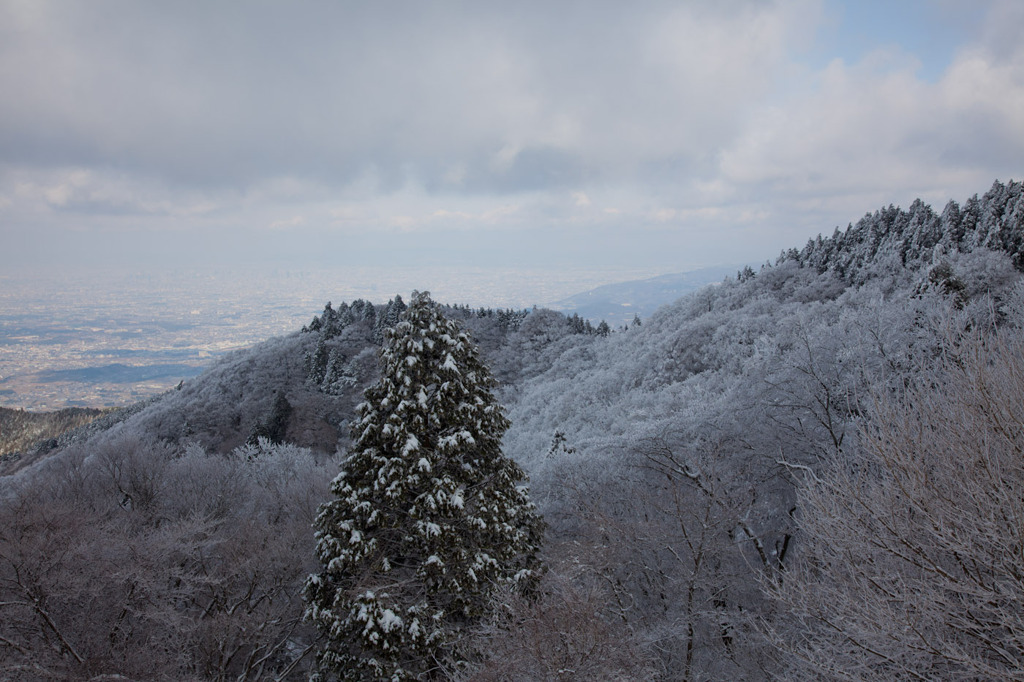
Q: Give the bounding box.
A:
[304,291,544,681]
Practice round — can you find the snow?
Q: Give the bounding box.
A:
[439,430,475,450]
[402,434,420,456]
[417,457,431,472]
[379,609,403,633]
[513,569,533,583]
[442,353,460,373]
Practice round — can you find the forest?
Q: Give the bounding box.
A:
[1,178,1024,680]
[0,406,108,460]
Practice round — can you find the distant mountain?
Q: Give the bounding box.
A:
[549,265,739,326]
[34,363,204,385]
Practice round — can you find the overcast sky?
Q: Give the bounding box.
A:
[2,0,1022,277]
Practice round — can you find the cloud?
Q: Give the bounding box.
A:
[4,167,218,218]
[0,1,812,192]
[268,215,305,230]
[713,2,1024,227]
[0,0,1020,273]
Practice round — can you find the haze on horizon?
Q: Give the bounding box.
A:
[1,0,1022,280]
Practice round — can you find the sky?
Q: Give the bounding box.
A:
[1,0,1023,279]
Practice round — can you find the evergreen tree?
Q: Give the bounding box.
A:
[304,291,543,681]
[246,391,292,446]
[322,348,349,394]
[307,337,329,385]
[372,296,406,345]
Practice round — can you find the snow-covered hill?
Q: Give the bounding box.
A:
[2,179,1023,680]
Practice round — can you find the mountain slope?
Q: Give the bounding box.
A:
[1,179,1022,680]
[0,406,107,458]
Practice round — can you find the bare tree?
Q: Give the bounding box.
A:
[767,325,1024,680]
[0,436,330,680]
[452,564,658,681]
[527,437,785,681]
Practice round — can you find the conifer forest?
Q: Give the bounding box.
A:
[3,179,1024,680]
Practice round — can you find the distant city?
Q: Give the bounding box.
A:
[0,265,669,410]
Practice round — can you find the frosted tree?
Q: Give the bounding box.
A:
[304,291,543,681]
[766,324,1024,680]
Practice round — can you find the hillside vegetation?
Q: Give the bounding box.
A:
[0,406,107,459]
[0,179,1022,680]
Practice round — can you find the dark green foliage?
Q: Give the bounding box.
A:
[566,312,594,334]
[302,297,530,396]
[566,312,614,336]
[371,294,406,345]
[247,391,293,446]
[926,260,968,308]
[307,338,330,385]
[304,292,543,681]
